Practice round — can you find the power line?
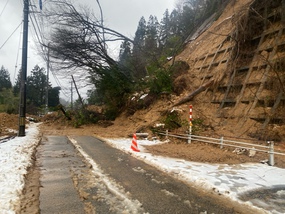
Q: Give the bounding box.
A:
[0,22,22,51]
[50,69,71,98]
[13,23,23,84]
[27,0,79,100]
[30,1,45,38]
[0,0,10,18]
[28,13,71,97]
[29,0,47,59]
[28,0,71,98]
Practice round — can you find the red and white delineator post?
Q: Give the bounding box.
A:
[188,105,193,144]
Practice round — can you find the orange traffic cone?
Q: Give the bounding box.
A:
[131,133,140,152]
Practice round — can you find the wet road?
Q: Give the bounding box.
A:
[38,136,85,213]
[38,135,257,214]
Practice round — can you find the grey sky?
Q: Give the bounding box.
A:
[0,0,176,99]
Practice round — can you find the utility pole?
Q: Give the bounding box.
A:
[45,43,50,114]
[71,75,84,108]
[18,0,29,136]
[70,81,73,110]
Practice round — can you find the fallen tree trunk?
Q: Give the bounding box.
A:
[58,104,72,120]
[172,80,214,107]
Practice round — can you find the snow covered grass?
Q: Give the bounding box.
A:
[0,123,40,214]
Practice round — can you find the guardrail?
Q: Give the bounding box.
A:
[0,136,16,144]
[154,130,285,166]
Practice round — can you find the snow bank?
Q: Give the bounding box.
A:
[0,123,40,214]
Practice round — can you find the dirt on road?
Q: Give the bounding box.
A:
[0,107,285,168]
[37,111,285,169]
[1,111,285,168]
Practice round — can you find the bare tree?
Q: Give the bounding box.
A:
[41,0,133,73]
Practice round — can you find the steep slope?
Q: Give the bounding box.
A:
[173,0,285,141]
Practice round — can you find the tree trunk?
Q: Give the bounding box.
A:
[172,80,214,107]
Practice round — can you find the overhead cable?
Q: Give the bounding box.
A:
[0,22,22,51]
[13,26,23,84]
[0,0,10,18]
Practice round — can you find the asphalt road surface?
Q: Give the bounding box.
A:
[37,135,257,214]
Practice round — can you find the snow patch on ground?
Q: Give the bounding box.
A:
[105,138,285,214]
[0,123,40,214]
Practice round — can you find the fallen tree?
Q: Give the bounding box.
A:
[172,80,214,107]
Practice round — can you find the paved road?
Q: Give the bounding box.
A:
[38,136,86,213]
[38,135,256,214]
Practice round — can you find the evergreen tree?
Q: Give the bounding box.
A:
[25,65,61,112]
[118,40,132,67]
[169,9,181,37]
[13,71,21,95]
[145,15,159,57]
[48,86,61,107]
[87,89,100,105]
[0,88,18,113]
[27,65,48,107]
[180,0,225,33]
[132,17,148,78]
[159,9,171,46]
[133,17,147,49]
[179,4,196,38]
[0,66,17,113]
[0,66,12,91]
[159,9,184,57]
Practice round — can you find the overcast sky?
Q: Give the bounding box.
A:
[0,0,176,99]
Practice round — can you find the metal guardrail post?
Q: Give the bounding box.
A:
[166,130,169,139]
[268,141,274,166]
[220,136,224,149]
[188,105,193,144]
[188,124,192,144]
